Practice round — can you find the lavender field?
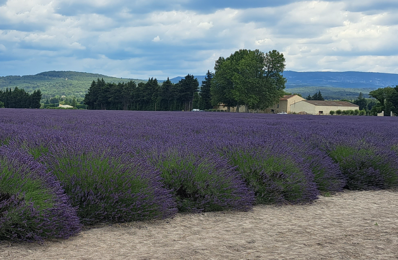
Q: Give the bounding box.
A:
[1,109,398,242]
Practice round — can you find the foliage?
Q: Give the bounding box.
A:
[211,49,286,111]
[369,86,398,116]
[0,147,81,242]
[43,143,177,225]
[306,91,324,100]
[0,88,41,108]
[0,71,145,100]
[329,110,335,115]
[84,75,199,111]
[224,149,318,204]
[1,109,398,242]
[199,71,213,110]
[353,92,367,110]
[151,151,254,212]
[328,145,398,190]
[286,86,372,101]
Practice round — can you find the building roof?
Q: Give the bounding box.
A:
[280,95,299,101]
[303,100,358,107]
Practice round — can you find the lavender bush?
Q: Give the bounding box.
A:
[0,147,81,242]
[328,145,398,190]
[0,109,397,241]
[43,141,177,225]
[151,150,254,212]
[222,147,319,204]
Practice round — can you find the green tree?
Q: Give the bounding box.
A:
[369,87,396,116]
[199,70,213,110]
[388,86,398,116]
[309,91,324,101]
[158,78,174,111]
[193,92,200,109]
[71,97,78,108]
[211,57,237,111]
[30,90,42,108]
[211,49,286,111]
[353,92,367,110]
[177,74,199,111]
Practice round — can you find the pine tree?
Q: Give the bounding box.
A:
[200,71,213,110]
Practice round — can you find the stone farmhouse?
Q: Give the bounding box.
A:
[216,95,359,115]
[290,99,359,115]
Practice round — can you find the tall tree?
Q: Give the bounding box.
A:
[211,57,237,111]
[200,70,213,110]
[211,49,286,111]
[353,92,367,110]
[177,74,199,111]
[369,87,396,116]
[388,86,398,116]
[0,87,41,108]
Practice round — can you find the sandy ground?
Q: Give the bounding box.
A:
[1,190,398,260]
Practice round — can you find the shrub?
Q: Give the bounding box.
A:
[224,148,319,205]
[329,111,335,115]
[353,109,359,115]
[44,148,177,225]
[341,110,349,115]
[0,148,81,242]
[328,145,398,190]
[336,110,342,115]
[359,110,366,116]
[305,149,346,194]
[152,152,254,212]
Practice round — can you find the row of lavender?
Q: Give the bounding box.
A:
[1,109,397,242]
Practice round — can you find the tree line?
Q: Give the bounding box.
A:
[83,73,213,111]
[368,86,398,116]
[83,49,287,112]
[306,91,325,100]
[0,87,42,109]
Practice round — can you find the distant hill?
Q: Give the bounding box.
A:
[0,71,145,99]
[2,70,397,101]
[169,71,398,100]
[283,71,398,89]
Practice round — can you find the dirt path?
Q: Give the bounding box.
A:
[1,190,398,260]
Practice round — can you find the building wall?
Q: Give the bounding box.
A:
[290,101,359,115]
[290,101,316,114]
[286,96,305,113]
[264,95,305,114]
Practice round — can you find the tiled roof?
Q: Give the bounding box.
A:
[280,95,297,101]
[303,100,359,107]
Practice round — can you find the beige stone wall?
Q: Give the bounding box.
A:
[290,101,359,115]
[264,95,305,114]
[290,101,316,114]
[314,106,359,115]
[286,96,305,113]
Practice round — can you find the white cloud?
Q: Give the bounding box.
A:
[1,0,398,77]
[152,36,161,42]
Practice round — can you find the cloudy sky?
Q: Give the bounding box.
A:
[1,0,398,79]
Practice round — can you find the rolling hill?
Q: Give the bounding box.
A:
[0,71,145,99]
[1,70,397,101]
[169,71,398,100]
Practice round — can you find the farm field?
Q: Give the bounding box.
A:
[0,109,398,258]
